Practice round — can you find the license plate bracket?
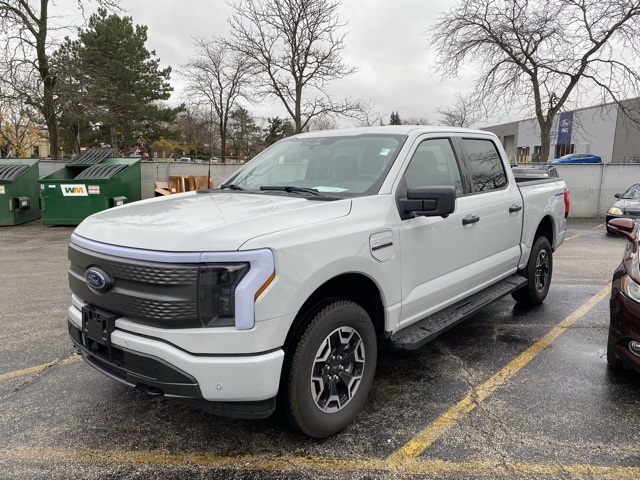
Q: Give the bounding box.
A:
[81,305,119,347]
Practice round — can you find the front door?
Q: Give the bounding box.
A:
[397,136,482,329]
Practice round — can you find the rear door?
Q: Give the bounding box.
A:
[456,135,523,286]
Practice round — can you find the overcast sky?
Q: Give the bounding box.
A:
[57,0,486,127]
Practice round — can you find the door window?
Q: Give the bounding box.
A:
[403,138,464,195]
[462,139,507,192]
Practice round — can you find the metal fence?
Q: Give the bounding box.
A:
[37,160,640,218]
[550,163,640,218]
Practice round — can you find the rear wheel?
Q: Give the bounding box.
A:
[283,300,377,438]
[512,236,553,305]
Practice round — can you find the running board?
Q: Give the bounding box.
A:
[391,275,527,350]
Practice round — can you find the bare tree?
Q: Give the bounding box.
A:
[430,0,640,161]
[437,93,480,128]
[402,116,432,126]
[355,100,384,127]
[227,0,360,133]
[181,37,252,160]
[0,0,120,158]
[175,106,212,158]
[307,114,338,131]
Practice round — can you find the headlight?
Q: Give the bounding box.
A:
[622,274,640,303]
[608,207,623,216]
[199,263,249,327]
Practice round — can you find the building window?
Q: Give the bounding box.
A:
[532,146,542,162]
[554,144,574,159]
[517,146,530,163]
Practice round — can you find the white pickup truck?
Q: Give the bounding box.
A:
[67,126,569,437]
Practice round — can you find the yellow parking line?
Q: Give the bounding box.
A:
[0,354,80,382]
[1,446,639,479]
[564,233,582,241]
[388,285,611,462]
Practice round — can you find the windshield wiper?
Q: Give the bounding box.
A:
[260,185,322,196]
[220,183,247,191]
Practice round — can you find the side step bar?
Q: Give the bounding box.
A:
[391,274,527,350]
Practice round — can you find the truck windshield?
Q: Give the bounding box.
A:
[223,133,407,197]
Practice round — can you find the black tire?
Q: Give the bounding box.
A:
[283,300,377,438]
[512,236,553,306]
[607,328,623,369]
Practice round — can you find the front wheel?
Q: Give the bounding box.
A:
[512,236,553,306]
[283,300,377,438]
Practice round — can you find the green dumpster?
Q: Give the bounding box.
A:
[0,158,40,226]
[39,148,141,225]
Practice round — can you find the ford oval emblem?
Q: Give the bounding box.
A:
[85,267,113,294]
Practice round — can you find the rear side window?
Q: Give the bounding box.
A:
[462,139,507,192]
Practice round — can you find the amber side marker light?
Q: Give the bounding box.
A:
[255,271,276,300]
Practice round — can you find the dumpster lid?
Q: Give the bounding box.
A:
[0,164,29,182]
[75,163,127,180]
[69,147,119,165]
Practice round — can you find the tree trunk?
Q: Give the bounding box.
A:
[294,83,303,133]
[219,120,227,163]
[539,123,551,163]
[42,76,60,158]
[110,125,118,151]
[70,124,81,154]
[36,1,60,158]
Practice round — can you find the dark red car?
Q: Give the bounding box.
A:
[607,217,640,373]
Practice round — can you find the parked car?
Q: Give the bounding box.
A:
[511,164,559,181]
[606,217,640,375]
[549,153,602,163]
[179,157,192,163]
[605,183,640,233]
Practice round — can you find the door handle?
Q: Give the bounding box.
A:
[509,204,523,213]
[462,214,480,225]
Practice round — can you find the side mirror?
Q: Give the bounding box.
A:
[400,186,456,218]
[615,193,622,199]
[608,218,636,242]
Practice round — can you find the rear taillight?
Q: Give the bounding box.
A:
[563,189,570,218]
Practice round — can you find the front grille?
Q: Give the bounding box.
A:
[68,243,201,328]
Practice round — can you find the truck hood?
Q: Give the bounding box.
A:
[73,191,352,251]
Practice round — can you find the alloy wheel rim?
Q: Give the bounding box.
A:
[310,326,365,413]
[535,249,550,292]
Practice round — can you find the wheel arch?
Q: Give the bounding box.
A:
[283,273,385,354]
[535,214,555,248]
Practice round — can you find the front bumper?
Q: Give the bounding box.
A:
[609,291,640,375]
[68,305,284,419]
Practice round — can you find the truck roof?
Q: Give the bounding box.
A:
[291,125,493,138]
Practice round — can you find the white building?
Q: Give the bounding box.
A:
[484,98,640,163]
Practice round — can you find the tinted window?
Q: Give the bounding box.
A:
[403,138,463,195]
[463,139,507,192]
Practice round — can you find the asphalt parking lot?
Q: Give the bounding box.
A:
[1,218,639,479]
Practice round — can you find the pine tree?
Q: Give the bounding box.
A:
[390,111,402,125]
[55,9,181,149]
